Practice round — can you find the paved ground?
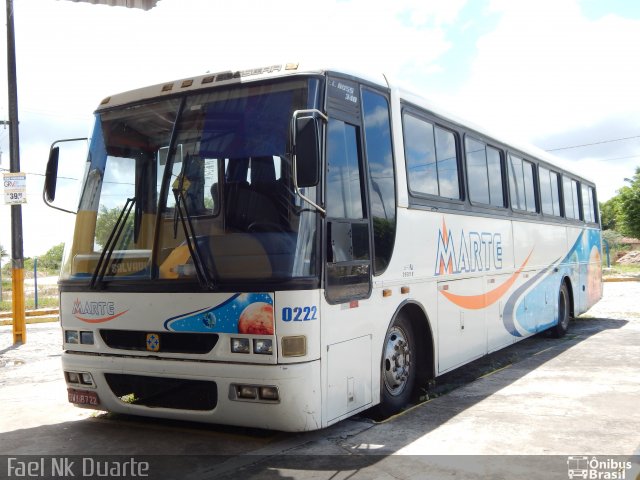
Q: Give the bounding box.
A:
[1,282,639,479]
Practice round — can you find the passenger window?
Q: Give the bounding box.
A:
[403,113,460,199]
[486,146,505,207]
[540,167,561,217]
[508,154,537,213]
[326,119,364,219]
[362,89,396,274]
[582,184,596,223]
[465,137,505,207]
[563,176,580,220]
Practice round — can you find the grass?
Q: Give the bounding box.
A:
[0,296,59,312]
[603,263,640,277]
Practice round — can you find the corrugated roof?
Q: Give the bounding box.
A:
[65,0,159,10]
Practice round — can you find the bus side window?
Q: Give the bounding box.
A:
[508,154,537,213]
[326,120,364,220]
[362,89,396,274]
[403,113,461,200]
[540,167,562,217]
[465,136,505,208]
[563,176,580,220]
[582,184,596,223]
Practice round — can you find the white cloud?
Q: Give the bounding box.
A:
[1,0,638,258]
[1,0,465,257]
[448,0,640,140]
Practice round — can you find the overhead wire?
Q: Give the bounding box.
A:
[545,134,640,152]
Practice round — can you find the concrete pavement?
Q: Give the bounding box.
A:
[1,282,639,479]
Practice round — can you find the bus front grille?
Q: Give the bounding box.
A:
[100,329,218,354]
[105,373,217,411]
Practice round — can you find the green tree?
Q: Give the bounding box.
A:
[39,243,65,271]
[0,245,7,286]
[616,167,640,238]
[95,205,133,249]
[600,196,622,231]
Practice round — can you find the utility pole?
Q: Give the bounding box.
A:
[6,0,26,344]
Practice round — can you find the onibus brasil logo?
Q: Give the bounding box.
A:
[72,298,129,323]
[567,456,633,479]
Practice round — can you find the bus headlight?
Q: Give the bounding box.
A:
[253,339,273,355]
[80,331,95,345]
[64,330,79,344]
[231,384,280,402]
[259,386,279,401]
[230,338,250,354]
[64,330,95,345]
[237,385,258,399]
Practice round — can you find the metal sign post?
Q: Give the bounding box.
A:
[6,0,26,344]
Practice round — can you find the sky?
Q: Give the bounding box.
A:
[0,0,639,261]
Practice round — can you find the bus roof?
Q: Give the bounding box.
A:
[392,83,592,184]
[95,62,594,186]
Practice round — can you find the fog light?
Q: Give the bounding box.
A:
[237,385,258,399]
[259,386,279,401]
[231,338,250,354]
[253,338,273,355]
[66,372,80,384]
[281,335,306,357]
[65,330,79,344]
[80,373,94,386]
[80,331,94,345]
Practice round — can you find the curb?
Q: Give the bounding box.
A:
[603,277,640,283]
[0,309,59,326]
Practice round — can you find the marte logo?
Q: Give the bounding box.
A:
[434,219,503,276]
[72,298,129,323]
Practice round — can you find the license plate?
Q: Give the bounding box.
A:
[68,388,100,406]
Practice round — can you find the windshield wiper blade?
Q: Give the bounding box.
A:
[172,188,215,290]
[90,197,136,290]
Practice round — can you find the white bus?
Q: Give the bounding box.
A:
[44,63,603,432]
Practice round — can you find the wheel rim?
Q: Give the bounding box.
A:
[382,326,411,397]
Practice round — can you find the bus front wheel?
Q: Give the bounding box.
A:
[377,312,416,417]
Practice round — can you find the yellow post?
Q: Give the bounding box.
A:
[12,266,25,344]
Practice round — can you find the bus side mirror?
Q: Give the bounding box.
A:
[295,116,321,188]
[43,137,87,215]
[44,146,60,203]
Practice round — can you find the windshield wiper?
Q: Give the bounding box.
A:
[90,197,136,290]
[172,187,215,290]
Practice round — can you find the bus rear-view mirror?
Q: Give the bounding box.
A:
[295,116,321,188]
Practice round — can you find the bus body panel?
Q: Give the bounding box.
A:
[50,64,603,431]
[62,352,322,432]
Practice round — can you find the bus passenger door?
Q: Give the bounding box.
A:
[322,77,374,423]
[323,78,372,305]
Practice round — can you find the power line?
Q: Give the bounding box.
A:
[600,154,640,162]
[545,135,640,152]
[0,166,78,181]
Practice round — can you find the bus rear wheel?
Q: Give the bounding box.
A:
[551,282,571,338]
[377,312,416,417]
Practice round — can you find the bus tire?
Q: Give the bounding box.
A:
[551,282,571,338]
[377,312,416,417]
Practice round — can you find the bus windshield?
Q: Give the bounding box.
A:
[62,78,322,287]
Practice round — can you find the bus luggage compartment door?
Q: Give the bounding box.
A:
[326,335,372,422]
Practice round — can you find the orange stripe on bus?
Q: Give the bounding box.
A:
[75,310,130,323]
[439,251,533,310]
